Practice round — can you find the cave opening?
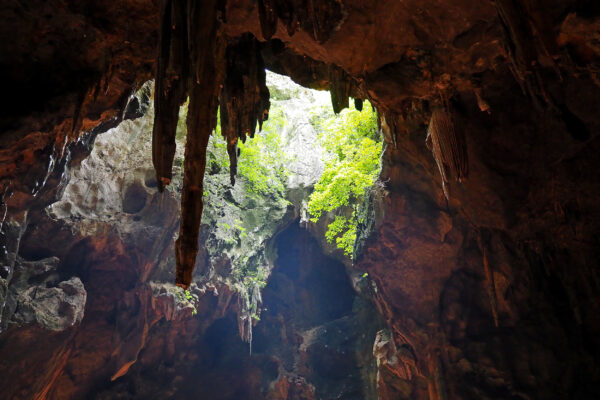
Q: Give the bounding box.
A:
[0,67,387,399]
[171,69,383,311]
[3,2,600,398]
[166,219,384,400]
[172,69,384,363]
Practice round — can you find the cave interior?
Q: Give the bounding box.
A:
[1,0,600,399]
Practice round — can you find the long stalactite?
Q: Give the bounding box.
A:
[175,0,225,288]
[152,0,225,288]
[220,34,270,185]
[152,0,357,288]
[152,0,189,192]
[153,1,271,288]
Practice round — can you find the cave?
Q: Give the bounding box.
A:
[1,1,600,399]
[93,221,383,400]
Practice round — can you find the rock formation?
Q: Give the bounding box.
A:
[1,0,599,399]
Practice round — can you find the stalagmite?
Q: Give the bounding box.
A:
[425,104,468,199]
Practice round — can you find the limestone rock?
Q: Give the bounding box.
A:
[3,257,86,332]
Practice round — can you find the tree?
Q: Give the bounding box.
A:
[238,107,290,198]
[308,100,381,257]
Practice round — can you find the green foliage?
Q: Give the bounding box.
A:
[308,100,381,257]
[232,254,268,289]
[175,288,198,316]
[234,219,248,239]
[206,111,230,174]
[196,105,290,201]
[234,265,267,323]
[238,107,290,198]
[218,220,248,246]
[174,98,290,200]
[324,215,357,256]
[245,268,268,289]
[269,86,292,101]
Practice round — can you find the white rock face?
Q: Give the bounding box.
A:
[266,71,331,190]
[48,103,183,229]
[49,73,331,235]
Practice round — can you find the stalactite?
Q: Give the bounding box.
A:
[147,0,225,288]
[354,98,363,111]
[425,102,468,200]
[433,354,448,400]
[236,284,263,354]
[494,0,536,74]
[173,0,225,289]
[275,0,298,37]
[71,90,86,135]
[257,0,346,43]
[474,88,491,114]
[493,0,555,110]
[301,0,346,43]
[495,0,589,141]
[478,233,500,327]
[329,66,350,114]
[258,0,278,40]
[482,245,500,327]
[153,1,271,288]
[152,0,190,192]
[219,34,270,185]
[379,111,398,149]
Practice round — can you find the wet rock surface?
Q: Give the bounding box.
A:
[1,1,600,399]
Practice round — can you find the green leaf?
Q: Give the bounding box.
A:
[307,100,381,258]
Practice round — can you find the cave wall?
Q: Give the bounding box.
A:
[0,0,599,399]
[356,79,600,399]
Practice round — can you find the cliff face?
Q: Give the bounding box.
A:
[1,0,600,399]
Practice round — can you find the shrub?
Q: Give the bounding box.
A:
[307,100,381,257]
